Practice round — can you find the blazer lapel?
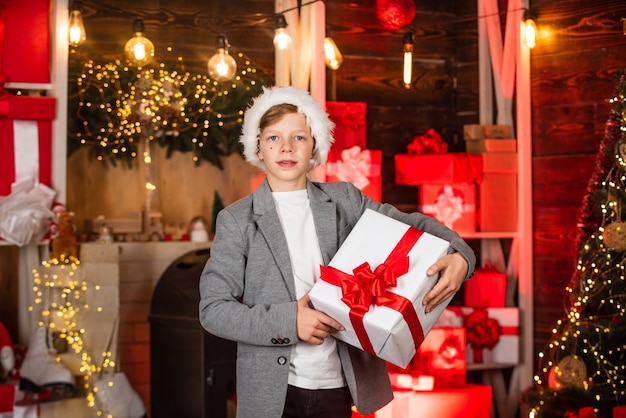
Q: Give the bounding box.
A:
[252,180,297,299]
[308,181,338,266]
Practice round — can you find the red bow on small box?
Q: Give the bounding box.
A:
[464,308,501,363]
[335,146,372,189]
[407,128,448,155]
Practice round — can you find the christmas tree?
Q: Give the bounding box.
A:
[524,74,626,417]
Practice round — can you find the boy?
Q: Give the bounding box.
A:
[199,86,475,418]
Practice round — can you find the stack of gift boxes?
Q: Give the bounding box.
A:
[371,263,518,418]
[325,102,381,201]
[0,0,59,414]
[0,0,57,247]
[463,124,518,232]
[394,124,518,233]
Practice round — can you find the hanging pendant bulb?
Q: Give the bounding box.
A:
[273,14,291,51]
[124,17,155,66]
[68,0,86,47]
[402,32,414,89]
[523,11,538,49]
[207,34,237,82]
[324,35,343,70]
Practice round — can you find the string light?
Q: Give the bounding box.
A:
[402,31,414,89]
[68,0,86,47]
[71,55,265,167]
[30,256,113,416]
[207,34,237,82]
[323,34,343,70]
[124,17,155,66]
[523,10,538,49]
[273,14,291,51]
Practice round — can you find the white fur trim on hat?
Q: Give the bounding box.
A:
[239,86,335,170]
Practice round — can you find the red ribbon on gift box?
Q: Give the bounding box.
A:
[407,128,448,155]
[0,95,56,195]
[319,227,426,357]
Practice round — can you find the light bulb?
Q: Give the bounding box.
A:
[523,18,537,49]
[68,0,86,47]
[207,35,237,82]
[402,32,414,89]
[124,17,155,66]
[324,36,343,70]
[273,14,291,51]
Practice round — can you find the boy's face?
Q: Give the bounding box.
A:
[257,112,314,192]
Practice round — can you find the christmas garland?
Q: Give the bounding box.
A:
[68,57,268,169]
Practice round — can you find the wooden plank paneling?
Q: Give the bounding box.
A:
[0,246,19,344]
[532,104,604,156]
[530,0,626,362]
[532,155,597,207]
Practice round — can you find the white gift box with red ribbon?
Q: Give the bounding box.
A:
[309,209,452,368]
[0,95,57,245]
[445,307,520,365]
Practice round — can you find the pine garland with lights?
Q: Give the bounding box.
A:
[68,54,268,168]
[524,73,626,418]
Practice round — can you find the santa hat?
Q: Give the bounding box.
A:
[239,86,335,170]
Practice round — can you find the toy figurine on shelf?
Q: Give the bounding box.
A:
[189,216,209,243]
[49,210,78,262]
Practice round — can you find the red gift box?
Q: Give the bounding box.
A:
[395,153,481,185]
[0,0,51,84]
[463,264,506,308]
[326,102,366,150]
[0,95,56,196]
[387,328,466,391]
[413,327,466,388]
[419,183,476,233]
[614,406,626,418]
[0,383,15,413]
[374,384,492,418]
[326,146,381,202]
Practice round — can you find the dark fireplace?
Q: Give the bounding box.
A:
[149,247,237,418]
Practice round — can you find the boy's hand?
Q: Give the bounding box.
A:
[422,252,469,313]
[296,294,345,345]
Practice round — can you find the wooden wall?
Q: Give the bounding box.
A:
[529,0,626,352]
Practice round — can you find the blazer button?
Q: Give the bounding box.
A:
[283,338,290,344]
[271,338,278,344]
[277,356,287,365]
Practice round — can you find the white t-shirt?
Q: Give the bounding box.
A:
[273,189,346,389]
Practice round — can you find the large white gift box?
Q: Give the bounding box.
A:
[309,209,452,368]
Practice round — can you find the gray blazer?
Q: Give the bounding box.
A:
[199,180,476,418]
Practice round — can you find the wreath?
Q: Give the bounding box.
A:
[68,58,268,169]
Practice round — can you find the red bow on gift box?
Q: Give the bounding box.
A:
[464,308,501,363]
[335,146,372,189]
[407,128,448,155]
